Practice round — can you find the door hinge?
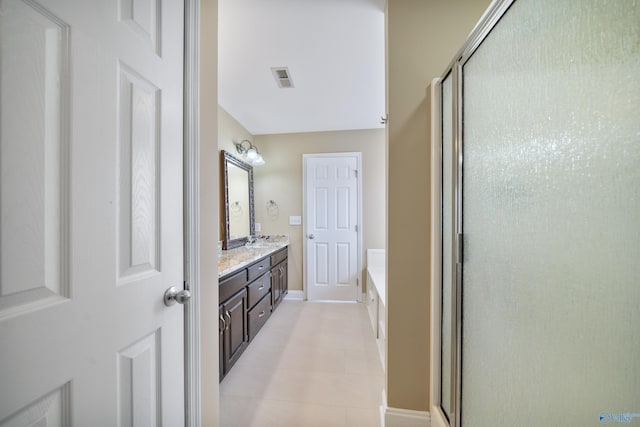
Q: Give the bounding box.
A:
[357,278,359,287]
[354,169,358,178]
[355,224,358,232]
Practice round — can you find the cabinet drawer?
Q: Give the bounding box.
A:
[219,269,248,303]
[247,293,271,341]
[247,258,271,281]
[247,274,271,309]
[270,247,288,265]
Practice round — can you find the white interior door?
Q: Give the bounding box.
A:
[0,0,185,424]
[304,153,360,301]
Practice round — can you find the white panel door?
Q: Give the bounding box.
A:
[0,0,185,425]
[304,154,360,301]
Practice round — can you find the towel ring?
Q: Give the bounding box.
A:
[266,200,279,217]
[230,201,243,217]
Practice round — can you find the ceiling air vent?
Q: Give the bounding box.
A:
[271,67,294,89]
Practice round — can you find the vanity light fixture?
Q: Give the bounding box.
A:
[234,140,265,166]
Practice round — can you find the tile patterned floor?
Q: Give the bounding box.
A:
[220,300,384,427]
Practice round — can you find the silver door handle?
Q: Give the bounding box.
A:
[164,286,192,306]
[308,234,315,239]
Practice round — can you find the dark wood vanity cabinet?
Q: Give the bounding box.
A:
[271,248,288,309]
[247,288,271,341]
[219,288,249,376]
[218,306,224,379]
[248,257,271,282]
[246,270,272,341]
[247,272,270,308]
[219,246,288,381]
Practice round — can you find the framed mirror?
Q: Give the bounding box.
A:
[221,150,255,249]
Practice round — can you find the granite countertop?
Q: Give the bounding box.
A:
[218,241,289,278]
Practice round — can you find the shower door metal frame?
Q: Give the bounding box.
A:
[431,1,517,427]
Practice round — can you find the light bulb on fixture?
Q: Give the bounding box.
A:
[253,154,265,166]
[233,140,265,166]
[246,147,258,161]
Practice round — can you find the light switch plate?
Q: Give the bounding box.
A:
[289,216,302,225]
[255,223,261,232]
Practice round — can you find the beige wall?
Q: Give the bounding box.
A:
[386,0,491,412]
[254,130,386,293]
[217,109,386,292]
[218,107,255,243]
[218,106,253,155]
[200,0,219,425]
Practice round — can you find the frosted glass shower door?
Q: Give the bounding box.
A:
[460,0,640,426]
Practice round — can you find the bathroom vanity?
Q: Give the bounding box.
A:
[218,150,290,379]
[218,243,288,380]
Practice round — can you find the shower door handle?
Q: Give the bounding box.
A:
[456,233,463,264]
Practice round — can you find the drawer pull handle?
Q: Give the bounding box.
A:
[224,312,231,330]
[258,265,264,270]
[258,285,265,291]
[258,310,266,318]
[219,315,226,335]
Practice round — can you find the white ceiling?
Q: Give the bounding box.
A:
[218,0,386,135]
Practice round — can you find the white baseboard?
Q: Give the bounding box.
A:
[383,407,430,427]
[380,390,431,427]
[284,290,365,303]
[284,290,304,300]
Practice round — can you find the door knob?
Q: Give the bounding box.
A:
[164,286,192,306]
[308,234,315,239]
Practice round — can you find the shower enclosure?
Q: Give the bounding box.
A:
[431,0,640,426]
